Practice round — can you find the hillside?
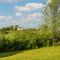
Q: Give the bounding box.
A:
[0,46,60,60]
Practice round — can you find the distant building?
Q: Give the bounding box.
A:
[17,27,23,30]
[13,25,23,30]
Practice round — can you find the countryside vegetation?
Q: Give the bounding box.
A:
[0,0,60,60]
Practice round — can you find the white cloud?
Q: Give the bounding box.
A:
[27,13,43,18]
[16,13,23,16]
[25,13,43,22]
[15,13,43,24]
[0,16,12,20]
[14,3,44,25]
[15,3,45,12]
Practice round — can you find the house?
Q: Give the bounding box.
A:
[17,27,23,30]
[13,25,23,30]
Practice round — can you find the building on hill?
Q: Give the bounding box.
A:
[17,27,23,30]
[13,25,23,30]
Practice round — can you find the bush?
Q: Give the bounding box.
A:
[0,29,59,52]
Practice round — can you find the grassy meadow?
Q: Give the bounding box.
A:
[0,46,60,60]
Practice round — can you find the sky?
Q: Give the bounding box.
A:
[0,0,48,28]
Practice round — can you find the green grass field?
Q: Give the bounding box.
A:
[0,46,60,60]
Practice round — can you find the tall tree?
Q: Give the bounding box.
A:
[44,0,60,46]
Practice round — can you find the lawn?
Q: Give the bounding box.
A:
[0,46,60,60]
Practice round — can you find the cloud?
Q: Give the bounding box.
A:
[14,3,44,27]
[15,13,43,24]
[15,3,45,12]
[27,13,43,18]
[25,13,43,22]
[0,16,12,20]
[16,13,23,16]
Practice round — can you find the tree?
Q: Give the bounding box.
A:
[44,0,60,46]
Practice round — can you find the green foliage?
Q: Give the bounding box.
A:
[0,29,52,52]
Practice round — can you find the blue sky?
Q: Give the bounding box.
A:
[0,0,48,28]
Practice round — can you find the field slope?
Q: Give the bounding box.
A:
[0,46,60,60]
